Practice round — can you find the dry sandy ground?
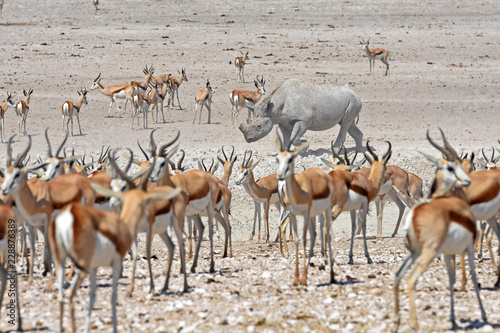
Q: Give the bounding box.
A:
[0,0,500,332]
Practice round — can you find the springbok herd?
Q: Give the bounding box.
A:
[0,3,499,332]
[0,112,498,332]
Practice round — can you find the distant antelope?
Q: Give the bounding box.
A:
[62,88,88,136]
[193,79,215,124]
[132,83,159,129]
[0,92,15,142]
[230,75,266,127]
[93,0,98,13]
[159,68,188,110]
[90,73,136,118]
[360,38,390,76]
[235,51,249,83]
[0,0,4,18]
[155,80,173,123]
[125,64,154,113]
[15,88,33,136]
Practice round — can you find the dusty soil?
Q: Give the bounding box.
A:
[1,0,500,332]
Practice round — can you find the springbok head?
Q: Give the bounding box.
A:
[275,128,309,181]
[421,128,470,197]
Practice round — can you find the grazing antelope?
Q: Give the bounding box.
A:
[90,73,136,118]
[0,92,15,142]
[235,51,249,83]
[61,88,88,136]
[193,79,215,124]
[393,129,487,331]
[229,75,266,127]
[323,142,392,264]
[276,129,336,286]
[0,0,3,18]
[360,38,390,76]
[49,162,181,333]
[164,68,188,110]
[92,0,98,13]
[125,64,154,113]
[235,150,281,242]
[148,130,222,273]
[15,88,32,136]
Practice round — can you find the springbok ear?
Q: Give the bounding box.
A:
[294,141,309,155]
[91,183,121,199]
[250,159,261,170]
[419,151,440,166]
[275,137,282,152]
[321,158,336,170]
[145,187,182,202]
[22,162,48,173]
[211,162,219,174]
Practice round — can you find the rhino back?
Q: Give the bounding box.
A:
[264,79,361,131]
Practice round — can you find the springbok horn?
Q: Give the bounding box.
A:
[288,131,299,152]
[482,148,489,162]
[426,129,451,160]
[382,141,392,163]
[158,130,180,158]
[231,145,237,163]
[221,145,228,161]
[124,148,134,174]
[241,150,247,168]
[275,130,284,152]
[149,129,158,157]
[246,150,253,168]
[200,159,207,172]
[177,149,185,170]
[331,142,345,165]
[366,141,379,161]
[438,128,460,161]
[15,135,32,168]
[55,130,69,158]
[45,128,53,157]
[109,148,135,189]
[6,135,14,166]
[137,140,149,160]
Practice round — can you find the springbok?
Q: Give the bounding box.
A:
[61,88,88,136]
[235,51,249,83]
[160,68,188,110]
[193,79,215,124]
[0,92,15,142]
[276,129,336,286]
[90,73,136,118]
[229,75,265,127]
[15,88,33,136]
[360,38,390,76]
[235,150,281,242]
[393,129,486,331]
[49,160,181,333]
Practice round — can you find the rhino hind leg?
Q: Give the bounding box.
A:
[347,123,364,152]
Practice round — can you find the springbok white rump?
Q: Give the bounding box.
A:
[239,79,363,151]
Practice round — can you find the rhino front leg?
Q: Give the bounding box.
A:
[278,124,293,149]
[290,121,310,147]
